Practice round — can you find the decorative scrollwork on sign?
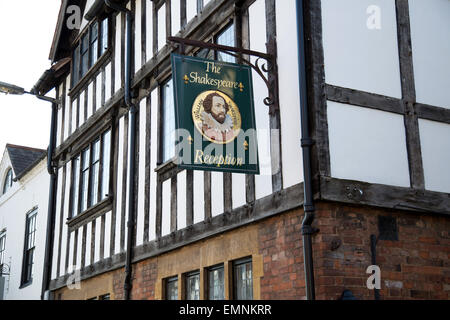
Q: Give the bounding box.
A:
[168,36,279,111]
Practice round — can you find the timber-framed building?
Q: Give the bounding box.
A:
[33,0,449,300]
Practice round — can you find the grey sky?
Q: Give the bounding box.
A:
[0,1,60,154]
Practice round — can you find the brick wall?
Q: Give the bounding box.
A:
[109,201,449,300]
[258,202,450,300]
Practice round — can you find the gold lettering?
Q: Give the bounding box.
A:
[194,150,204,164]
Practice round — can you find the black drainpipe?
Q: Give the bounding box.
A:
[296,0,317,300]
[40,101,58,300]
[104,0,136,301]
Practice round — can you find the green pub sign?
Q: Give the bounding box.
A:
[171,53,259,174]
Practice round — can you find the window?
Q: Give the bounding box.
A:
[216,23,236,63]
[208,264,225,300]
[21,210,37,286]
[160,78,176,163]
[2,168,13,195]
[233,258,253,300]
[0,231,6,273]
[196,23,236,63]
[70,129,112,218]
[72,18,109,86]
[165,276,178,300]
[99,293,110,300]
[185,271,200,300]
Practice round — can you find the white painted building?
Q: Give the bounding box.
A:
[0,144,49,300]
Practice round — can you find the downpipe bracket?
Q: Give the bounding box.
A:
[302,225,320,236]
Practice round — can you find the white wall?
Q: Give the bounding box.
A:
[249,0,272,200]
[409,0,450,108]
[276,0,304,188]
[327,101,410,187]
[0,157,49,300]
[321,0,402,98]
[419,119,450,193]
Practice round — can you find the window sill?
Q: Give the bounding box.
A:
[68,50,112,98]
[155,158,184,182]
[67,196,113,230]
[19,279,33,289]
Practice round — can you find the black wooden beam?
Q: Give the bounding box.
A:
[304,0,330,179]
[396,0,425,190]
[326,85,404,115]
[320,176,450,215]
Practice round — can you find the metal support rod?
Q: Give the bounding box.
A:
[168,36,273,60]
[296,0,317,300]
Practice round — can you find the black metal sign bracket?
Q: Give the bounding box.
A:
[168,36,280,114]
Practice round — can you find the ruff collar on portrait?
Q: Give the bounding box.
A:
[201,111,233,133]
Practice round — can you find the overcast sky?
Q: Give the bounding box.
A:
[0,1,61,154]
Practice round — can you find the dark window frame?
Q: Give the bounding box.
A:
[232,257,253,300]
[185,270,201,300]
[71,16,110,87]
[0,231,6,273]
[69,128,112,219]
[2,168,13,195]
[207,264,225,300]
[165,276,179,300]
[20,209,37,287]
[158,77,176,166]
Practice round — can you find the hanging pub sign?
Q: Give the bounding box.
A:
[171,53,259,174]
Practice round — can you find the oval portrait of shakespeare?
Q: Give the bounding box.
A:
[192,90,242,144]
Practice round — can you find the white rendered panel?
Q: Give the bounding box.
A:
[104,211,111,258]
[177,170,187,230]
[114,117,124,254]
[115,13,122,92]
[193,171,205,224]
[211,172,224,217]
[277,0,304,188]
[87,82,94,119]
[149,90,158,241]
[56,85,63,147]
[67,232,74,273]
[59,161,71,277]
[232,173,246,209]
[328,101,410,187]
[409,0,450,108]
[71,99,77,133]
[76,228,82,271]
[162,179,171,236]
[186,0,197,22]
[146,0,153,59]
[85,222,92,266]
[135,0,142,73]
[322,0,401,98]
[79,92,85,126]
[172,0,181,35]
[157,4,166,52]
[136,100,146,246]
[105,62,112,103]
[249,0,272,200]
[96,73,102,110]
[94,216,101,262]
[64,77,70,141]
[419,119,450,193]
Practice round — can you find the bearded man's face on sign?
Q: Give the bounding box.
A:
[211,95,227,124]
